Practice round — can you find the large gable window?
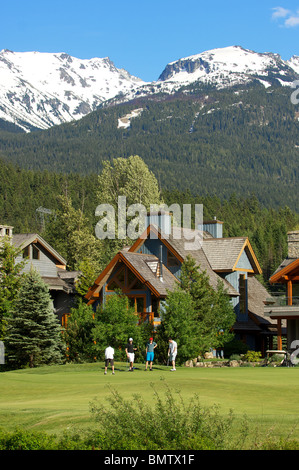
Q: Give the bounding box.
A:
[22,246,30,259]
[32,245,40,260]
[106,266,145,292]
[106,267,125,291]
[239,274,247,314]
[167,250,180,267]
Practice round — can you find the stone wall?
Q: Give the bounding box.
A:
[287,231,299,259]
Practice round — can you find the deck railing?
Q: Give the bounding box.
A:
[266,294,299,307]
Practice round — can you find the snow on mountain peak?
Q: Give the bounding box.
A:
[0,49,145,132]
[157,45,297,89]
[0,46,299,132]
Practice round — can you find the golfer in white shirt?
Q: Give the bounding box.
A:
[168,338,177,371]
[104,345,115,375]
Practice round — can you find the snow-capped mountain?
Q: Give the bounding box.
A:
[90,45,299,107]
[0,50,145,132]
[1,46,299,132]
[157,45,299,89]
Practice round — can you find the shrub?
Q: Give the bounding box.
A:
[243,351,262,362]
[229,354,241,361]
[0,428,56,450]
[224,339,249,357]
[89,381,237,450]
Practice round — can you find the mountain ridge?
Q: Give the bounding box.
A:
[1,45,299,132]
[0,79,298,211]
[0,49,145,132]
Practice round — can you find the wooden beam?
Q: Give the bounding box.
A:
[287,280,293,306]
[270,258,299,284]
[277,318,282,350]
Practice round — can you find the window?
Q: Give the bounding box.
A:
[128,295,146,313]
[151,297,160,317]
[239,274,247,314]
[32,245,40,260]
[22,246,30,259]
[106,279,120,292]
[167,250,180,267]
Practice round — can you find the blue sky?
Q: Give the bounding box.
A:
[1,0,299,81]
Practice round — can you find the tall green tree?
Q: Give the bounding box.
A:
[98,155,162,209]
[43,194,105,283]
[64,299,97,362]
[0,238,26,340]
[157,287,199,364]
[180,255,235,355]
[158,255,236,362]
[92,292,144,361]
[5,269,65,368]
[96,154,164,268]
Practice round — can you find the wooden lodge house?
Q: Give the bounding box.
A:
[85,213,277,354]
[0,224,80,325]
[265,231,299,352]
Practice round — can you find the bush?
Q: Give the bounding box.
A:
[89,381,237,450]
[224,339,249,357]
[242,351,262,362]
[229,354,241,361]
[0,428,56,450]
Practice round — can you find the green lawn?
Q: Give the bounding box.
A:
[0,362,299,443]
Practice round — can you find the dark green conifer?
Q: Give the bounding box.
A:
[6,269,65,368]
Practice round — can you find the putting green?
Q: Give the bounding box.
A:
[0,362,298,439]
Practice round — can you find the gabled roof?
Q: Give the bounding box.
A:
[129,224,239,296]
[12,233,67,266]
[85,249,178,304]
[270,257,299,284]
[85,221,265,304]
[202,237,262,274]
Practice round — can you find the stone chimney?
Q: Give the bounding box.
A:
[287,231,299,259]
[0,225,13,238]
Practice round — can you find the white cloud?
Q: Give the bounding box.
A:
[272,6,291,19]
[272,6,299,27]
[285,10,299,27]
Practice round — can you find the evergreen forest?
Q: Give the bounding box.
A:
[0,155,298,288]
[0,80,298,289]
[0,81,298,211]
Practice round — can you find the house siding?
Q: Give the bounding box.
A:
[138,238,182,278]
[15,242,60,277]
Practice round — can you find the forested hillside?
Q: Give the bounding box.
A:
[0,157,298,285]
[0,81,298,211]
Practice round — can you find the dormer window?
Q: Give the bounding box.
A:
[167,250,180,267]
[32,245,40,260]
[22,246,30,259]
[22,244,40,260]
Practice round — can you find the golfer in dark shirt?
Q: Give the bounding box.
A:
[125,338,137,371]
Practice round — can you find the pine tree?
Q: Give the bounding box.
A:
[5,269,65,368]
[161,256,236,360]
[0,237,26,340]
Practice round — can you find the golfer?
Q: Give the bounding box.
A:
[168,337,177,371]
[145,337,157,371]
[125,338,137,371]
[104,345,115,375]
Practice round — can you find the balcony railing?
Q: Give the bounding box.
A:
[265,294,299,307]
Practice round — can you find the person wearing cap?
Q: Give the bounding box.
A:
[145,337,157,371]
[125,338,137,371]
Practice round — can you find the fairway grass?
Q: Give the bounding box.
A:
[0,362,299,445]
